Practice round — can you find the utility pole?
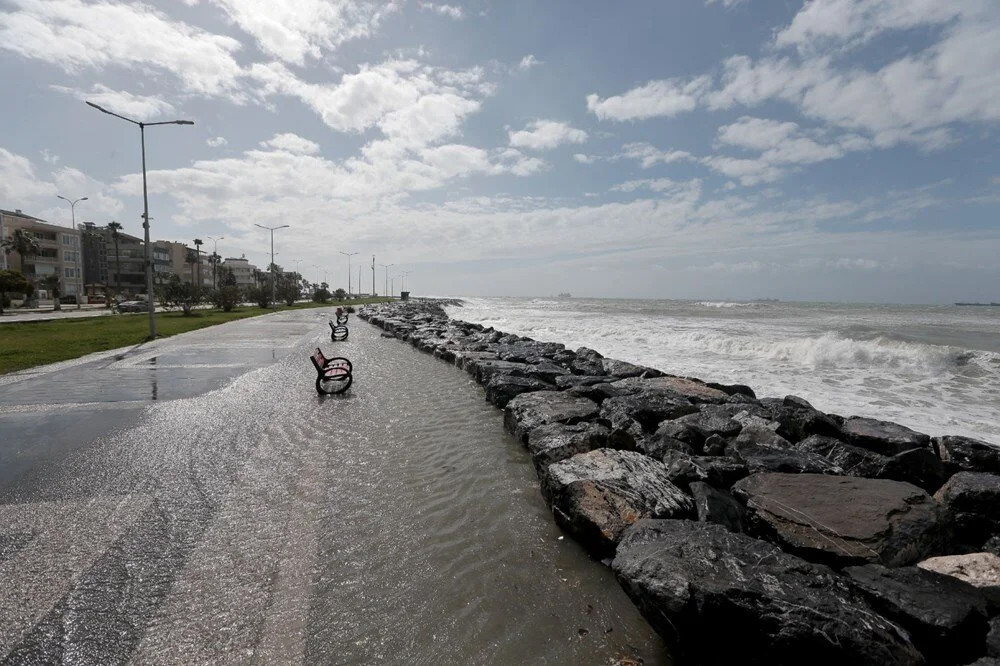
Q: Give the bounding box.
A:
[254,223,289,304]
[380,263,393,299]
[56,195,88,309]
[339,251,358,297]
[371,255,376,296]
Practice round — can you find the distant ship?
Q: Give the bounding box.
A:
[557,292,572,298]
[955,302,1000,306]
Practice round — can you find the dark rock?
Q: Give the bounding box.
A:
[495,340,565,363]
[504,391,601,445]
[599,392,698,434]
[466,358,535,383]
[637,431,696,458]
[985,536,1000,557]
[611,376,729,404]
[453,350,498,370]
[483,373,552,408]
[661,451,748,490]
[600,358,651,379]
[525,422,609,480]
[570,358,606,376]
[653,420,705,453]
[671,406,744,443]
[796,434,890,478]
[935,436,1000,476]
[988,617,1000,657]
[845,564,989,665]
[731,424,794,450]
[689,482,745,532]
[880,447,950,493]
[554,374,613,390]
[706,381,757,399]
[842,416,932,456]
[575,346,604,361]
[702,433,727,456]
[759,397,844,442]
[733,473,944,567]
[612,520,923,665]
[917,553,1000,611]
[935,473,1000,548]
[728,440,843,475]
[527,361,569,384]
[542,449,693,557]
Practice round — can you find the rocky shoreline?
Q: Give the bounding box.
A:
[360,299,1000,665]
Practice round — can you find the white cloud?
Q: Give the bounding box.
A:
[518,54,540,70]
[716,116,800,152]
[51,84,177,121]
[509,120,588,151]
[0,147,56,201]
[617,143,693,168]
[39,149,60,165]
[701,156,785,186]
[612,178,701,195]
[419,3,463,20]
[206,137,228,147]
[0,0,245,97]
[586,77,710,121]
[705,0,747,7]
[261,133,320,155]
[573,153,594,164]
[207,0,398,65]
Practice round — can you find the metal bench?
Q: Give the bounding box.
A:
[310,347,353,395]
[329,320,349,341]
[336,313,349,325]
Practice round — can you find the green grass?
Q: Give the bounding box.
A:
[0,298,390,375]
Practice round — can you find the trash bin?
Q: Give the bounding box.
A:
[400,291,410,300]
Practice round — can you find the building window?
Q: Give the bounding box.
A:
[63,250,79,262]
[61,234,79,246]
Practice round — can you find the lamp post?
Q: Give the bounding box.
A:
[380,263,393,299]
[87,101,194,339]
[55,194,87,309]
[402,272,409,292]
[254,223,289,304]
[207,235,224,288]
[339,251,359,297]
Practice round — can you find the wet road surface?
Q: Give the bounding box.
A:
[0,309,666,664]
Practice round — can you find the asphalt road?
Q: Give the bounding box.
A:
[0,309,665,664]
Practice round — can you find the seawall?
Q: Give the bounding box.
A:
[360,299,1000,665]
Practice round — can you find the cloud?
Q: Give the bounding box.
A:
[508,120,588,151]
[260,133,320,155]
[419,3,463,20]
[573,153,594,164]
[206,136,228,147]
[705,0,747,6]
[51,84,177,121]
[518,54,540,70]
[612,178,702,196]
[616,142,693,168]
[0,147,56,201]
[586,77,710,121]
[0,0,245,97]
[207,0,398,65]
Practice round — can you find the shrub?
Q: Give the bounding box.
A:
[245,285,272,308]
[211,285,242,312]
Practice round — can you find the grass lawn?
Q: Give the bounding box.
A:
[0,298,389,375]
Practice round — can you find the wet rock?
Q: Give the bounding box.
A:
[612,519,923,666]
[652,420,705,453]
[796,434,890,478]
[525,422,610,480]
[661,451,748,490]
[989,617,1000,658]
[504,391,601,444]
[757,396,845,443]
[728,440,843,475]
[845,563,989,665]
[527,361,570,384]
[702,433,727,456]
[733,473,943,567]
[554,374,614,391]
[670,406,744,444]
[542,449,694,557]
[483,373,552,408]
[453,350,498,370]
[880,447,949,493]
[495,340,565,363]
[918,553,1000,606]
[599,392,698,434]
[575,346,604,361]
[466,359,535,383]
[935,436,1000,476]
[935,473,1000,548]
[600,358,654,379]
[689,482,745,532]
[842,416,932,456]
[611,376,729,404]
[706,381,757,399]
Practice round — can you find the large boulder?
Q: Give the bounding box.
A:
[525,422,609,479]
[733,473,943,567]
[845,564,990,665]
[796,434,890,478]
[504,391,600,444]
[612,520,924,665]
[661,450,749,490]
[935,473,1000,548]
[727,427,843,475]
[599,392,698,451]
[483,373,552,408]
[610,376,730,404]
[758,396,845,442]
[918,553,1000,606]
[880,447,950,493]
[842,416,932,456]
[935,436,1000,476]
[689,481,745,533]
[542,449,693,557]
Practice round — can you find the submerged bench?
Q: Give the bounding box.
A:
[329,320,349,341]
[310,347,353,394]
[336,313,349,325]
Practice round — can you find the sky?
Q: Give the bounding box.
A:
[1,0,998,303]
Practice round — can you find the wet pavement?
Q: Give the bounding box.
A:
[0,309,666,664]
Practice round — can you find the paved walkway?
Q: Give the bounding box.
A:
[0,310,664,664]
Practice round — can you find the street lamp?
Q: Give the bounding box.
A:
[254,223,289,304]
[380,263,393,299]
[339,251,359,297]
[56,194,87,309]
[207,235,224,288]
[87,100,194,339]
[402,272,409,292]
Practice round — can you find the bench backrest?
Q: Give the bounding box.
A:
[310,348,327,371]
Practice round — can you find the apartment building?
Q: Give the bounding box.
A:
[1,209,84,300]
[221,256,259,289]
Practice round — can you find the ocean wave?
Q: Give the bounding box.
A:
[696,301,756,308]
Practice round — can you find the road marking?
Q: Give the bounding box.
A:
[0,494,152,658]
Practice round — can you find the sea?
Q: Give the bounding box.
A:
[445,298,1000,444]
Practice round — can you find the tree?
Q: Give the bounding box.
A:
[333,287,347,301]
[162,273,201,315]
[193,238,204,289]
[208,265,241,311]
[312,281,331,303]
[0,269,30,314]
[245,285,272,308]
[1,228,41,265]
[107,221,123,300]
[276,275,300,306]
[40,274,62,311]
[209,252,221,289]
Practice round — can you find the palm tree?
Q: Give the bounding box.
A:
[107,221,123,300]
[193,238,204,290]
[209,251,220,289]
[40,274,62,311]
[2,229,41,307]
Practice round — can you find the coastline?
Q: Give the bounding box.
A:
[362,298,1000,664]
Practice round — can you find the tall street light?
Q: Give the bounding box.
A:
[207,235,224,288]
[56,194,87,309]
[87,101,193,339]
[339,251,358,297]
[254,223,289,304]
[380,263,393,299]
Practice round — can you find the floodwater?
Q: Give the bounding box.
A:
[0,310,666,664]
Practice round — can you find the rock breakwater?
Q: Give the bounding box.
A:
[361,299,1000,665]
